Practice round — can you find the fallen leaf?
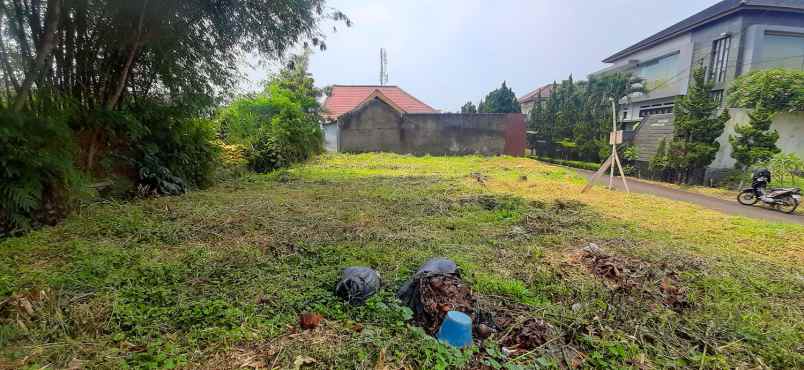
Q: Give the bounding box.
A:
[299,312,322,330]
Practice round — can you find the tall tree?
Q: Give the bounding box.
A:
[11,0,62,111]
[0,0,348,170]
[667,68,730,183]
[478,81,520,113]
[727,69,803,169]
[460,101,477,114]
[0,0,349,113]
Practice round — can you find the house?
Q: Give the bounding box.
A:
[321,85,438,151]
[517,84,554,116]
[322,85,526,156]
[593,0,804,178]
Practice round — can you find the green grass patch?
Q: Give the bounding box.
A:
[1,153,802,369]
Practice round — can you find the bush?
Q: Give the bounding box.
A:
[129,116,219,195]
[248,130,286,173]
[225,84,323,174]
[215,141,248,180]
[0,110,86,235]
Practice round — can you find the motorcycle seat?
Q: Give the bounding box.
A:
[767,188,800,196]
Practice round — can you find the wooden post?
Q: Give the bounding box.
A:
[582,155,613,193]
[581,98,630,194]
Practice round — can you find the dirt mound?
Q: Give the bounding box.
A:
[579,247,650,290]
[578,244,690,312]
[501,318,553,352]
[411,274,475,334]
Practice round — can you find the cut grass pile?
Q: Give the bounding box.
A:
[1,153,802,369]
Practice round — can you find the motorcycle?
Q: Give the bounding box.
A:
[737,169,801,214]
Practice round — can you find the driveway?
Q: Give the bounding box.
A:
[575,168,804,225]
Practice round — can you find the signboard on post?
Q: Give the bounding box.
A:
[582,100,630,194]
[609,130,624,145]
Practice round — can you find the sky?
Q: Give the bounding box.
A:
[246,0,717,112]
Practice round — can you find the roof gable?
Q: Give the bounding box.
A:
[603,0,804,63]
[323,85,437,120]
[518,84,554,104]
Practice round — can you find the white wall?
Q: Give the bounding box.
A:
[710,109,804,169]
[323,124,339,152]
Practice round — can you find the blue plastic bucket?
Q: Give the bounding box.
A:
[436,311,473,348]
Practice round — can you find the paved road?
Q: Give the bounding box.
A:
[575,169,804,225]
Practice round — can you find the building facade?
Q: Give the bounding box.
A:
[593,0,804,178]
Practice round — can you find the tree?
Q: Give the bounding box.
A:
[527,73,643,162]
[727,69,804,113]
[667,68,730,183]
[727,69,803,169]
[0,0,346,232]
[0,0,348,114]
[478,81,521,113]
[729,106,780,169]
[460,101,477,114]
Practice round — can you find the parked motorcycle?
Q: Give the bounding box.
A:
[737,169,801,214]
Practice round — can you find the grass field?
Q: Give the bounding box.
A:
[1,153,802,369]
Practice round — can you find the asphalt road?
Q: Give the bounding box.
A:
[576,168,804,225]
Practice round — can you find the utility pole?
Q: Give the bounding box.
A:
[379,48,388,86]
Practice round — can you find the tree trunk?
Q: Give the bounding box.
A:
[0,34,21,94]
[86,128,101,170]
[12,0,62,112]
[105,0,149,110]
[10,0,33,65]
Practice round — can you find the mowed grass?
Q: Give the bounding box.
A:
[1,153,802,369]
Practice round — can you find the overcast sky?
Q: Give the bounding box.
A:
[247,0,717,111]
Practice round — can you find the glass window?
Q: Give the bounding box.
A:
[638,53,680,90]
[710,90,724,105]
[758,33,804,70]
[709,37,731,82]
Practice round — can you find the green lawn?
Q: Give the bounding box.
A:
[1,153,802,369]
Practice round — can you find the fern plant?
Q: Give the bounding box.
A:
[0,110,83,236]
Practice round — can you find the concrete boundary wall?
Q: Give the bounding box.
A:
[337,98,526,156]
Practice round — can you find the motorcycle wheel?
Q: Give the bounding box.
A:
[737,190,758,206]
[778,196,799,214]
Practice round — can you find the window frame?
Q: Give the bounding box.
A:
[759,31,804,70]
[709,36,731,83]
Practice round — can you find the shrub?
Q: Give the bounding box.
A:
[761,152,803,186]
[248,130,286,173]
[215,141,248,179]
[226,84,323,174]
[219,52,324,174]
[0,110,86,235]
[129,116,219,195]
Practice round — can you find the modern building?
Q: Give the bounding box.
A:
[593,0,804,175]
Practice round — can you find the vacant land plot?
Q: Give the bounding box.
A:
[2,154,802,369]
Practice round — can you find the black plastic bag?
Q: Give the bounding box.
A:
[397,258,460,306]
[335,267,381,305]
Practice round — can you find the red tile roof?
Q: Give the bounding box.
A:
[323,85,437,120]
[518,84,554,104]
